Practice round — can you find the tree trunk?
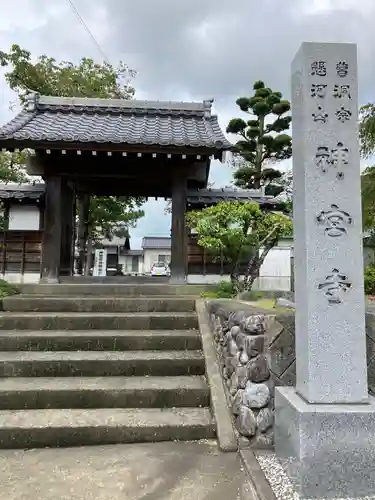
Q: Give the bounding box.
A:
[77,193,89,275]
[230,272,240,295]
[229,256,242,295]
[84,235,93,276]
[254,114,265,189]
[244,238,278,291]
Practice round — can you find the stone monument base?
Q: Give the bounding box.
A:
[275,387,375,499]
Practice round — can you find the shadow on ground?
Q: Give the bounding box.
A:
[0,440,254,500]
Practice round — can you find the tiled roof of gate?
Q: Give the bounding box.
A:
[0,94,232,150]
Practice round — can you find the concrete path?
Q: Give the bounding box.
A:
[0,440,255,500]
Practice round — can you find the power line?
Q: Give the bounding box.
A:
[66,0,110,63]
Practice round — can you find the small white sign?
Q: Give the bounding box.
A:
[93,249,107,277]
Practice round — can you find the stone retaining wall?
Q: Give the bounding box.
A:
[207,300,278,449]
[207,299,375,450]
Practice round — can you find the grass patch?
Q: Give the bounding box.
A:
[0,279,19,299]
[201,281,268,300]
[246,298,289,313]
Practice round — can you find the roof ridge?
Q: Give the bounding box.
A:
[143,236,171,239]
[24,93,214,116]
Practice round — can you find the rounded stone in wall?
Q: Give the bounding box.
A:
[229,372,239,395]
[236,365,248,389]
[247,354,270,383]
[239,350,249,365]
[244,381,270,409]
[229,311,246,328]
[232,389,245,415]
[230,325,241,340]
[245,335,264,358]
[235,406,257,437]
[241,315,266,335]
[228,339,238,357]
[257,408,274,432]
[236,332,247,351]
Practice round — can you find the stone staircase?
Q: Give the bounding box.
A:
[0,284,215,449]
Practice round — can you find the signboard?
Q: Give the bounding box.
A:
[93,249,107,277]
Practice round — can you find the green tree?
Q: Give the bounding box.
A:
[88,196,144,242]
[359,104,375,158]
[186,200,292,292]
[361,166,375,236]
[0,44,145,269]
[0,150,33,229]
[226,81,292,195]
[0,44,135,103]
[0,150,30,184]
[359,105,375,245]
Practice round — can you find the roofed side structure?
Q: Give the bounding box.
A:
[186,188,281,209]
[0,183,282,210]
[0,183,45,201]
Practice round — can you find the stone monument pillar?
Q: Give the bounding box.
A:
[275,42,375,498]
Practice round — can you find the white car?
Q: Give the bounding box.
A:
[150,262,170,277]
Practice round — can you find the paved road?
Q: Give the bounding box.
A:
[0,440,255,500]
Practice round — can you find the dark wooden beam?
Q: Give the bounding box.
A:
[59,181,75,276]
[170,169,188,284]
[37,153,208,176]
[41,177,75,281]
[77,193,90,276]
[41,176,63,283]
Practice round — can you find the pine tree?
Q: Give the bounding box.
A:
[226,81,292,196]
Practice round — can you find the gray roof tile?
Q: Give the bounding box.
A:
[0,183,44,200]
[0,184,279,207]
[0,94,232,150]
[186,188,276,206]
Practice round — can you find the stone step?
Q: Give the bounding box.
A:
[0,330,201,351]
[0,350,205,377]
[0,407,215,449]
[0,312,198,330]
[2,296,196,313]
[0,376,210,409]
[20,284,211,297]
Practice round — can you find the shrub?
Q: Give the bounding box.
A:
[0,279,19,298]
[365,265,375,296]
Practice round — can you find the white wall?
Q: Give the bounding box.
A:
[8,205,40,231]
[119,255,144,274]
[3,272,40,284]
[143,249,171,274]
[187,244,292,291]
[256,244,291,290]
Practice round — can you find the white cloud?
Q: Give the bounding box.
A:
[0,0,374,247]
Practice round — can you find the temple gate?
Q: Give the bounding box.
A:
[0,94,231,283]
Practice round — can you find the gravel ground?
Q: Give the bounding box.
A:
[255,451,375,500]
